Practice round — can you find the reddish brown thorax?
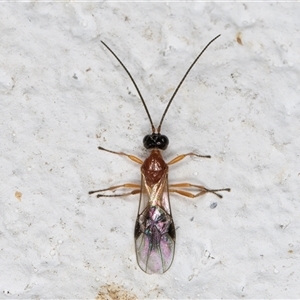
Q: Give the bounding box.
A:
[141,149,168,187]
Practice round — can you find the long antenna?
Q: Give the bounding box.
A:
[101,41,156,133]
[101,35,220,134]
[157,34,221,133]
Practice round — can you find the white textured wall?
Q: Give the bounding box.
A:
[1,2,299,299]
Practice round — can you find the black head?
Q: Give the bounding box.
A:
[143,133,169,150]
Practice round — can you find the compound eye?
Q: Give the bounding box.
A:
[143,134,169,150]
[158,134,169,150]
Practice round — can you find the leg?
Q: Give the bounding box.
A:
[98,146,143,164]
[89,183,141,198]
[169,183,230,199]
[167,152,211,165]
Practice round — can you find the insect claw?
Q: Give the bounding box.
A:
[211,188,231,198]
[96,193,119,197]
[196,154,211,159]
[88,190,98,195]
[89,188,109,194]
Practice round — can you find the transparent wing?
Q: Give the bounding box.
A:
[134,175,175,274]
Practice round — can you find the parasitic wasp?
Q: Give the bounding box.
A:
[89,35,230,274]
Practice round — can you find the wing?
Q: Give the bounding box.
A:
[134,174,176,274]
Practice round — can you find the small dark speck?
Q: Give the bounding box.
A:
[73,73,78,80]
[210,202,218,209]
[110,227,117,232]
[190,217,194,221]
[236,33,243,45]
[86,68,91,72]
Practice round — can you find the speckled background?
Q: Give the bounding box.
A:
[1,2,299,299]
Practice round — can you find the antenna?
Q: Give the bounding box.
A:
[101,41,155,133]
[157,34,221,133]
[101,34,221,134]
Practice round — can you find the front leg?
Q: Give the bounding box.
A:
[98,146,143,164]
[167,152,211,165]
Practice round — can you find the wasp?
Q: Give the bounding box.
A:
[89,35,230,274]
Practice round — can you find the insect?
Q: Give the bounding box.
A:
[89,35,230,274]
